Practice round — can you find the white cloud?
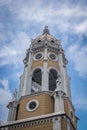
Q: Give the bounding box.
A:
[0,0,12,5]
[67,44,87,77]
[0,32,30,67]
[0,79,12,105]
[0,79,12,121]
[4,0,87,35]
[74,20,87,34]
[73,94,87,111]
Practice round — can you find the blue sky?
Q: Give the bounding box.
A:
[0,0,87,129]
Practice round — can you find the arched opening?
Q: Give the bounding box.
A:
[38,39,41,43]
[51,40,54,43]
[32,68,42,85]
[49,69,58,91]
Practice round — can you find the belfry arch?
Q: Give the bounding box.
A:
[32,68,42,85]
[49,69,58,91]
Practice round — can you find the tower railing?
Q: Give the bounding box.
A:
[31,81,41,92]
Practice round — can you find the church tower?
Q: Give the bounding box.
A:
[0,26,78,130]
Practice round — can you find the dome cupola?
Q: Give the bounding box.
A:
[31,26,61,49]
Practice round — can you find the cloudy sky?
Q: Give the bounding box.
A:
[0,0,87,129]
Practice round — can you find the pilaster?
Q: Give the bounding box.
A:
[53,91,64,112]
[63,66,67,94]
[24,49,33,95]
[42,46,48,91]
[7,90,18,122]
[58,50,64,91]
[53,76,64,112]
[53,117,61,130]
[67,118,70,130]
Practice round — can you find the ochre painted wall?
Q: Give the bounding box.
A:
[64,98,77,129]
[17,93,54,120]
[48,58,60,70]
[31,51,60,71]
[31,59,43,70]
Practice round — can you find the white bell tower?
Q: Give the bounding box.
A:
[0,26,78,130]
[18,25,71,100]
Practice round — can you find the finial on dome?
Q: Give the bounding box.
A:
[43,25,50,34]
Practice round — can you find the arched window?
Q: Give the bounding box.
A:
[49,69,58,91]
[32,68,42,85]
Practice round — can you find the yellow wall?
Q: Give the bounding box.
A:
[17,93,54,120]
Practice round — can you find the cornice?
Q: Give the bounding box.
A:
[18,91,53,102]
[0,112,65,128]
[0,112,77,130]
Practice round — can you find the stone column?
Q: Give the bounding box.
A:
[24,49,33,95]
[53,76,64,112]
[53,117,61,130]
[7,102,12,122]
[58,50,64,92]
[42,46,48,91]
[53,91,64,112]
[7,90,18,122]
[67,118,70,130]
[7,101,17,121]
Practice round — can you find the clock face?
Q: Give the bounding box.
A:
[26,100,39,112]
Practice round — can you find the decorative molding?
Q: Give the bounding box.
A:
[18,91,53,102]
[0,112,77,130]
[0,112,66,129]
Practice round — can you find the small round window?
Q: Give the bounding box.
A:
[36,53,42,59]
[50,54,56,60]
[34,53,43,60]
[48,53,57,61]
[29,101,37,109]
[26,100,39,112]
